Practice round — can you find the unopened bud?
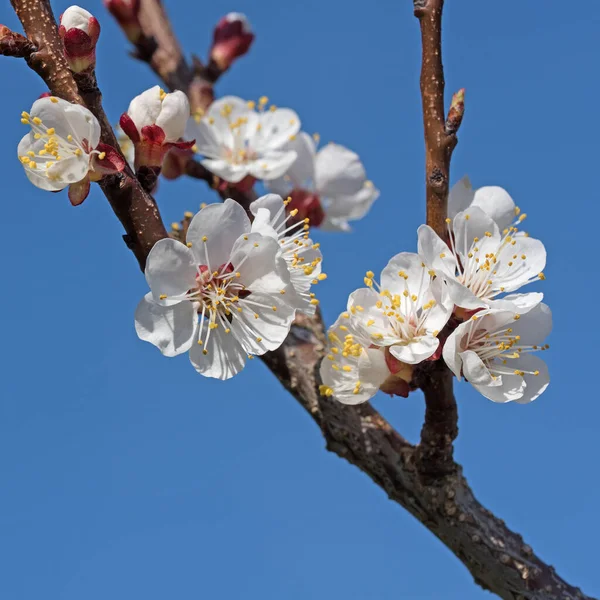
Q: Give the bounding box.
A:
[104,0,142,43]
[210,13,254,71]
[120,86,194,170]
[445,88,465,135]
[58,6,101,73]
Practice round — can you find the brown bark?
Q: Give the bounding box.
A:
[3,0,595,597]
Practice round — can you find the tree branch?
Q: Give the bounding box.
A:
[413,0,461,475]
[5,0,595,597]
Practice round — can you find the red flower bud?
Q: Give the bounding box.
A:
[287,189,325,227]
[58,6,100,73]
[210,12,254,71]
[104,0,142,43]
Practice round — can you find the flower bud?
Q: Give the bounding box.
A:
[104,0,142,43]
[119,85,194,170]
[58,5,101,73]
[210,12,254,71]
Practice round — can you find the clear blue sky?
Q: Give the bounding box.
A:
[1,1,598,598]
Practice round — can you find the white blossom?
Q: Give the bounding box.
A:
[135,199,296,380]
[443,299,551,403]
[249,194,325,316]
[266,132,379,230]
[418,206,546,311]
[18,96,124,205]
[187,96,300,183]
[347,253,453,364]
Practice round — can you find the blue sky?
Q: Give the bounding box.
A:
[1,1,598,598]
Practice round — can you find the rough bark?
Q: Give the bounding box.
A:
[3,0,595,598]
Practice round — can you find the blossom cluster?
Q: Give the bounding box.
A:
[13,6,552,405]
[320,177,551,405]
[135,195,325,379]
[186,96,379,231]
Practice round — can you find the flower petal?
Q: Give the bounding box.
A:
[472,186,516,231]
[442,324,466,379]
[134,293,197,357]
[380,252,428,299]
[230,291,295,355]
[247,150,297,180]
[279,131,316,187]
[323,183,379,222]
[417,224,457,278]
[454,206,501,261]
[254,108,301,152]
[230,233,290,294]
[314,143,366,197]
[189,321,246,380]
[127,85,162,131]
[186,198,251,267]
[448,175,474,220]
[29,97,100,148]
[514,354,549,404]
[145,238,198,304]
[200,158,248,183]
[389,335,439,364]
[156,90,190,142]
[249,193,287,232]
[460,350,495,385]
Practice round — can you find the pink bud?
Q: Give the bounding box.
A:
[210,12,254,71]
[104,0,142,44]
[58,5,100,73]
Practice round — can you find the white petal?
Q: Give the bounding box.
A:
[186,119,222,158]
[314,143,366,197]
[145,238,198,304]
[254,108,301,152]
[128,86,163,131]
[61,6,93,31]
[29,97,100,148]
[249,193,287,231]
[230,291,295,355]
[189,322,246,380]
[18,134,69,190]
[323,183,379,222]
[187,199,251,267]
[417,224,457,278]
[448,176,475,220]
[247,150,298,180]
[444,277,489,310]
[442,325,466,379]
[200,158,249,183]
[472,186,516,231]
[494,236,546,293]
[511,302,552,346]
[281,131,316,186]
[231,233,290,294]
[490,292,543,314]
[135,293,197,357]
[389,335,439,364]
[514,354,550,404]
[250,207,279,240]
[454,206,501,261]
[461,350,495,385]
[380,252,428,298]
[156,91,190,142]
